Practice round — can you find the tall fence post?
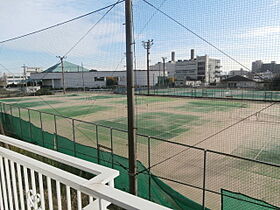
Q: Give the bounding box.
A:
[28,109,32,141]
[72,119,76,157]
[202,149,207,209]
[0,103,2,123]
[148,136,151,200]
[39,112,44,146]
[9,105,14,135]
[54,115,58,151]
[96,125,100,164]
[9,105,12,116]
[18,107,23,139]
[110,128,114,168]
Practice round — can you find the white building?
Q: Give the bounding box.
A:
[25,66,42,77]
[229,68,250,77]
[175,51,221,86]
[4,73,25,85]
[150,52,176,77]
[30,61,163,89]
[2,66,42,86]
[150,50,221,87]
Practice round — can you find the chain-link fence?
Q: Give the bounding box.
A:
[1,101,279,209]
[132,87,280,102]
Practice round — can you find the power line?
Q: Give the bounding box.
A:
[0,0,124,44]
[63,0,122,57]
[142,0,251,71]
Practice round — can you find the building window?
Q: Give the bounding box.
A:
[94,77,105,81]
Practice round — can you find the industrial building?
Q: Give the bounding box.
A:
[150,49,221,87]
[30,61,162,89]
[150,51,176,77]
[252,60,280,73]
[175,50,221,86]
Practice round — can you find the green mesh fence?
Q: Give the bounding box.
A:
[221,189,278,210]
[0,112,206,210]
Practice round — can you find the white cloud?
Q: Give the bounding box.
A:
[238,26,280,38]
[0,0,125,57]
[270,0,280,6]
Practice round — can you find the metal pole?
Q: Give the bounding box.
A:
[9,105,14,135]
[61,58,65,94]
[81,62,85,92]
[162,57,167,88]
[148,136,151,200]
[39,112,44,146]
[142,40,153,95]
[202,149,207,209]
[57,56,66,94]
[72,119,76,157]
[18,107,23,139]
[147,47,150,95]
[110,128,114,168]
[153,74,155,95]
[125,0,137,195]
[54,115,58,151]
[28,109,32,141]
[96,125,100,164]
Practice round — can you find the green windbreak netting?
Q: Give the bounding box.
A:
[0,112,206,210]
[221,189,278,210]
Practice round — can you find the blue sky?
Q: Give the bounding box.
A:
[1,0,280,74]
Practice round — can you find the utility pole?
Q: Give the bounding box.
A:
[162,57,167,87]
[125,0,137,195]
[56,56,66,94]
[142,39,153,95]
[81,62,85,92]
[22,64,27,87]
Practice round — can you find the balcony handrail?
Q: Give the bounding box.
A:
[0,134,118,184]
[0,135,171,210]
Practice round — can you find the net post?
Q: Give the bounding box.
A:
[202,149,207,209]
[148,136,151,200]
[18,107,23,139]
[54,115,58,151]
[96,125,100,164]
[39,111,44,146]
[28,109,32,141]
[110,127,114,168]
[72,119,76,157]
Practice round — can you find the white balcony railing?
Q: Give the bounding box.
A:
[0,135,170,210]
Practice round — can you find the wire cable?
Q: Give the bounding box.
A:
[63,0,122,57]
[0,1,124,45]
[141,0,251,71]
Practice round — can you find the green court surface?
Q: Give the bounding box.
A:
[112,96,176,105]
[54,93,81,97]
[39,104,111,118]
[75,94,125,101]
[96,112,200,140]
[175,100,248,113]
[231,144,280,179]
[0,97,35,102]
[12,100,62,108]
